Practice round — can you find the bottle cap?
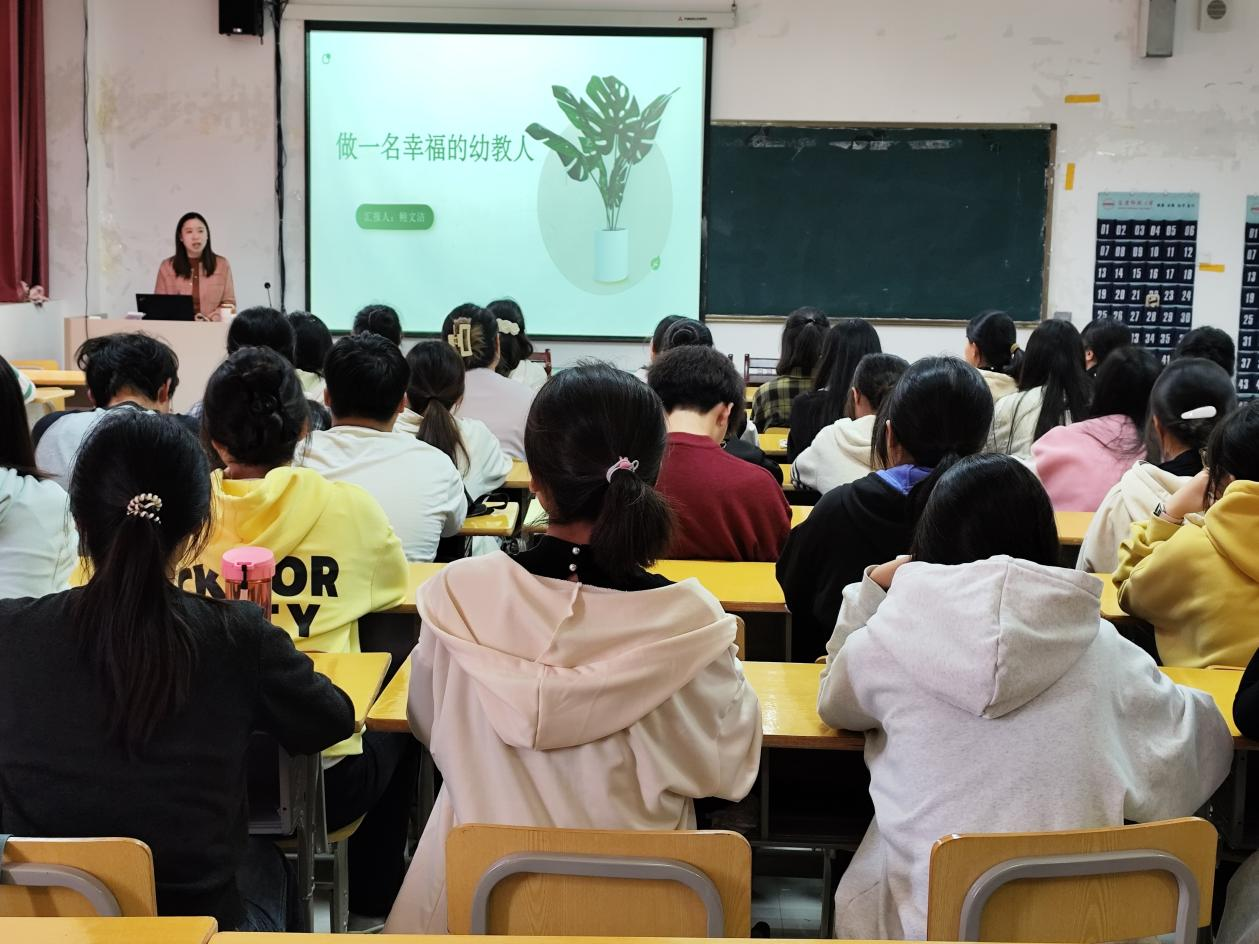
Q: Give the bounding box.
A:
[221,546,276,582]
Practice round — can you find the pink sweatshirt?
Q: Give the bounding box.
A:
[1031,414,1148,513]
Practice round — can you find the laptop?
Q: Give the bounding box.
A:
[136,293,196,321]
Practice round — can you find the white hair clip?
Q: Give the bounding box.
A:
[447,320,474,357]
[496,318,520,337]
[126,492,163,524]
[1180,405,1218,421]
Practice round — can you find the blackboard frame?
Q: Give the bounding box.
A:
[701,120,1058,326]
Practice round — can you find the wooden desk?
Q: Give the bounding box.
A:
[780,464,799,491]
[650,560,786,614]
[791,505,811,528]
[505,459,531,491]
[388,562,447,615]
[309,651,390,732]
[522,497,547,535]
[1092,572,1128,623]
[460,501,519,538]
[0,917,217,943]
[367,656,413,733]
[745,384,757,405]
[30,386,72,413]
[25,368,86,387]
[1162,666,1253,746]
[214,936,970,944]
[1055,511,1093,547]
[758,427,789,458]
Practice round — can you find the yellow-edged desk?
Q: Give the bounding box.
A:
[459,501,519,539]
[758,427,790,459]
[1055,511,1093,547]
[25,368,90,409]
[0,917,218,943]
[213,936,986,944]
[504,458,531,491]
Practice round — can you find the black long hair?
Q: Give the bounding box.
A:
[288,311,333,376]
[489,299,535,375]
[525,362,673,577]
[1089,345,1162,457]
[203,347,309,469]
[1149,357,1236,461]
[912,453,1059,566]
[659,317,712,351]
[812,319,882,424]
[873,357,993,516]
[966,310,1023,377]
[1205,401,1259,506]
[776,307,829,375]
[70,410,215,751]
[406,340,469,470]
[171,211,217,279]
[0,357,41,477]
[1019,320,1093,441]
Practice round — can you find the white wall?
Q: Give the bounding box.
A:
[38,0,1259,371]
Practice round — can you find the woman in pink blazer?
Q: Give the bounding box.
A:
[154,211,236,321]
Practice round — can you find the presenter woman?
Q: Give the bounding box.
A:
[154,212,237,321]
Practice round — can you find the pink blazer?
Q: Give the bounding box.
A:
[155,255,236,319]
[1032,414,1148,512]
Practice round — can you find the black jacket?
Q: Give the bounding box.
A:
[724,437,784,483]
[776,472,915,661]
[786,390,832,462]
[1235,648,1259,739]
[0,589,354,928]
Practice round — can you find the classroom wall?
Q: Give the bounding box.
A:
[36,0,1259,371]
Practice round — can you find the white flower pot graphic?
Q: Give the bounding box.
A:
[595,228,629,283]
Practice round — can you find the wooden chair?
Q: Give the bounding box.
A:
[528,349,553,377]
[0,837,157,917]
[10,359,58,371]
[446,824,750,936]
[926,817,1216,943]
[743,354,777,385]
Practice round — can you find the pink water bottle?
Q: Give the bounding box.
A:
[221,546,276,620]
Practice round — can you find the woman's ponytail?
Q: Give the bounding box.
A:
[69,411,214,754]
[406,341,470,470]
[525,363,675,577]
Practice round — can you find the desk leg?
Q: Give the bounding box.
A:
[292,754,320,931]
[759,747,770,843]
[784,614,793,663]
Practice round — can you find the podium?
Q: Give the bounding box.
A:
[64,317,230,413]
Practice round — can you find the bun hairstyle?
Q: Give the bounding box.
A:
[442,303,499,370]
[650,314,686,354]
[659,317,713,352]
[70,410,215,751]
[227,306,296,363]
[406,340,469,471]
[353,304,403,346]
[966,310,1023,378]
[873,356,993,516]
[1206,400,1259,506]
[852,352,909,414]
[776,306,830,375]
[202,347,308,469]
[489,298,535,375]
[912,452,1059,567]
[525,362,673,577]
[1149,357,1236,459]
[1019,319,1092,441]
[813,318,882,423]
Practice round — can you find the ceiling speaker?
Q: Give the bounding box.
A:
[220,0,263,37]
[1199,0,1233,31]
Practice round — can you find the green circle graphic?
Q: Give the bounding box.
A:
[535,130,674,296]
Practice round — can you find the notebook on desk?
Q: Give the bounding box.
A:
[136,293,196,321]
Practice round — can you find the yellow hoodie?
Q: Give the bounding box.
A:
[1114,480,1259,668]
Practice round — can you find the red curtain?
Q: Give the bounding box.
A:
[0,0,48,303]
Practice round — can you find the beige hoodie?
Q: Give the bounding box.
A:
[385,552,763,933]
[792,414,877,494]
[1076,461,1188,573]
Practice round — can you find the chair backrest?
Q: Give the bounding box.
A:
[527,349,553,376]
[743,354,777,384]
[0,837,157,917]
[926,817,1216,942]
[446,824,750,937]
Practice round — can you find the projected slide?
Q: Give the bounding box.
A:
[307,28,708,338]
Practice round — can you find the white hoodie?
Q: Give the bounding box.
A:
[0,468,77,599]
[818,557,1233,940]
[1077,461,1188,574]
[384,552,764,933]
[987,385,1047,459]
[792,414,876,494]
[394,408,513,502]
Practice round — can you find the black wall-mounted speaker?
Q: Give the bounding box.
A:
[220,0,263,37]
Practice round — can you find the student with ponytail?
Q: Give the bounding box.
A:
[1114,400,1259,668]
[1078,357,1235,572]
[989,319,1091,459]
[751,306,830,429]
[0,410,354,930]
[777,356,993,660]
[441,303,534,458]
[964,309,1023,400]
[395,340,512,503]
[385,363,763,932]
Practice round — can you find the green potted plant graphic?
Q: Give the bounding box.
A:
[527,76,675,283]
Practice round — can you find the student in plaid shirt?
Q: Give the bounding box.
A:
[751,307,829,429]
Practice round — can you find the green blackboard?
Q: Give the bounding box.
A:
[703,124,1054,322]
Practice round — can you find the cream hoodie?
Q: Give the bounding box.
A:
[385,553,763,933]
[1076,461,1187,573]
[819,557,1233,940]
[987,385,1046,459]
[978,368,1018,402]
[791,414,877,494]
